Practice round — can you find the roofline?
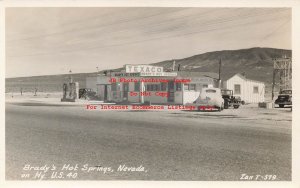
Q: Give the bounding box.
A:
[224,73,265,84]
[225,73,245,81]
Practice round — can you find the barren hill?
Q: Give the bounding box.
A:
[5,47,291,93]
[153,47,291,83]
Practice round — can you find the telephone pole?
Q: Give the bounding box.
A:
[218,58,222,88]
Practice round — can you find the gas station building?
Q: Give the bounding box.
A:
[86,65,219,105]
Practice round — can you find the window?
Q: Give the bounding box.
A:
[206,89,216,93]
[184,84,196,91]
[203,84,208,88]
[153,84,159,91]
[189,84,196,91]
[281,90,292,94]
[146,84,152,91]
[160,83,167,91]
[123,83,129,91]
[253,86,258,94]
[146,84,160,91]
[176,83,182,91]
[184,84,189,90]
[111,83,117,91]
[168,82,174,90]
[134,82,140,91]
[234,84,241,95]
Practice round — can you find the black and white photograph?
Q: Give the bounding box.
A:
[2,0,299,186]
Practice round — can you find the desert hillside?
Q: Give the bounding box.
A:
[6,47,291,95]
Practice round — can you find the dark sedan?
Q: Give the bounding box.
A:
[275,89,292,108]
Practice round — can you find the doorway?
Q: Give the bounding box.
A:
[123,83,129,101]
[168,81,175,102]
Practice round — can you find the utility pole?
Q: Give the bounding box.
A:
[69,69,73,83]
[218,58,222,88]
[172,60,176,71]
[218,58,222,80]
[271,57,292,100]
[271,66,276,100]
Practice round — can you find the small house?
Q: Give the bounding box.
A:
[222,73,265,103]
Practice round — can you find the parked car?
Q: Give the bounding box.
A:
[275,89,292,108]
[194,87,224,111]
[79,88,98,100]
[221,89,241,109]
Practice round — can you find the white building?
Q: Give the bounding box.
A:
[222,73,265,103]
[86,65,219,105]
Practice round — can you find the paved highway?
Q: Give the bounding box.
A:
[5,102,291,180]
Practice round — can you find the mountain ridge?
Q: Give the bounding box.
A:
[6,47,291,93]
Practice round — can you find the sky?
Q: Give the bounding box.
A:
[5,7,291,78]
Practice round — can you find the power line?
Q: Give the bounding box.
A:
[143,9,288,35]
[6,9,221,48]
[7,8,288,51]
[7,8,284,44]
[8,16,290,58]
[6,8,188,43]
[6,8,131,38]
[7,15,290,59]
[261,19,291,41]
[250,19,291,48]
